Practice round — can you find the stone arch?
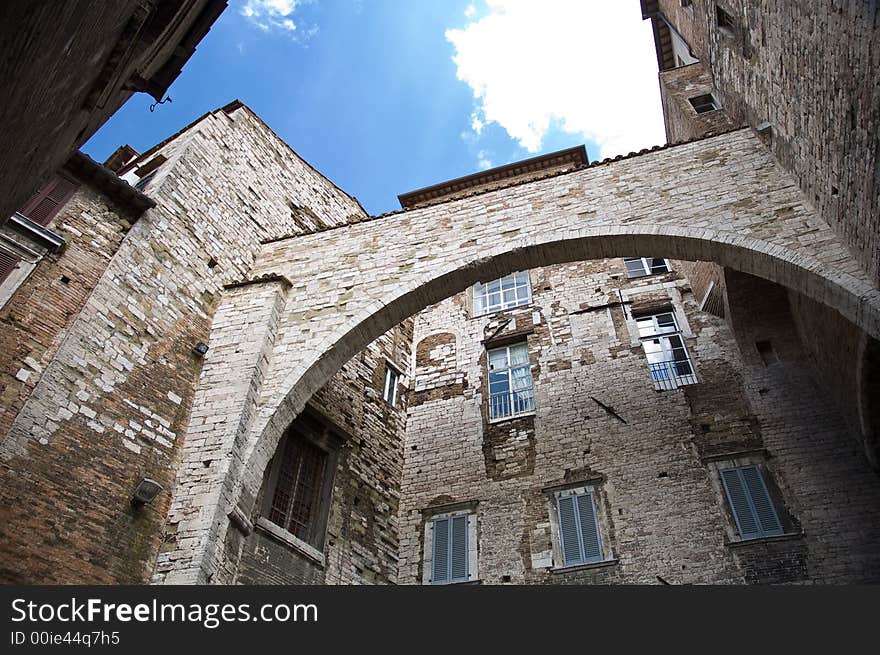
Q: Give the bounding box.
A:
[218,228,878,573]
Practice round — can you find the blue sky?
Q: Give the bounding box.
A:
[84,1,664,216]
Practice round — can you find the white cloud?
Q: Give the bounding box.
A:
[241,0,302,34]
[446,1,666,159]
[464,5,477,18]
[477,149,493,170]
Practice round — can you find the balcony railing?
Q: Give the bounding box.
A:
[489,388,536,420]
[648,358,698,391]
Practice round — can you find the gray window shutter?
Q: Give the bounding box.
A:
[740,465,783,536]
[450,514,469,582]
[721,465,783,539]
[721,468,759,538]
[557,495,582,566]
[576,493,603,563]
[432,517,449,584]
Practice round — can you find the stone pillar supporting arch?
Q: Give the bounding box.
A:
[157,129,880,583]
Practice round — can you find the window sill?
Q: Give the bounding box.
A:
[429,579,482,586]
[255,517,325,567]
[549,558,619,574]
[470,303,534,321]
[488,410,536,425]
[725,532,803,549]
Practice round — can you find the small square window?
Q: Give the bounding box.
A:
[755,340,779,366]
[472,271,531,316]
[719,464,784,540]
[715,4,736,35]
[689,94,719,114]
[424,510,477,584]
[382,364,400,406]
[487,342,535,420]
[624,257,671,278]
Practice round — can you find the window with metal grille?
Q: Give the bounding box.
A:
[720,465,784,540]
[556,489,604,567]
[487,342,535,420]
[17,174,79,226]
[636,311,697,390]
[382,364,400,406]
[689,93,719,114]
[268,436,330,548]
[624,257,671,278]
[430,513,471,584]
[472,271,531,316]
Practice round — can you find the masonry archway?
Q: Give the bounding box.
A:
[203,231,877,582]
[160,130,880,583]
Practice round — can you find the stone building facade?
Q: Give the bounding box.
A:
[0,0,227,251]
[0,2,878,585]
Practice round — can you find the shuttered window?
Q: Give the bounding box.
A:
[17,174,79,226]
[431,513,470,584]
[0,249,22,286]
[720,465,784,539]
[556,491,603,567]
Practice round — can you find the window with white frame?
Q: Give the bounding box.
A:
[424,511,477,584]
[636,311,697,390]
[472,271,531,316]
[553,487,605,568]
[487,342,535,420]
[624,257,671,278]
[382,364,400,406]
[719,464,784,540]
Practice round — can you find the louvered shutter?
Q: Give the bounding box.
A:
[431,517,449,584]
[721,468,759,538]
[576,493,603,563]
[450,514,469,582]
[18,174,79,226]
[721,466,783,539]
[557,495,582,566]
[740,466,783,536]
[0,249,21,285]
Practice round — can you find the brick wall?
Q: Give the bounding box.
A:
[659,63,739,143]
[233,321,412,585]
[0,103,376,584]
[654,0,880,281]
[397,260,880,585]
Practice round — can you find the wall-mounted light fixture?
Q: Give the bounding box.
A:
[131,478,163,508]
[192,342,209,356]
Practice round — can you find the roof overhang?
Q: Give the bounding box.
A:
[398,145,589,209]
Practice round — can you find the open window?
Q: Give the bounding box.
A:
[487,341,535,421]
[635,311,697,390]
[624,257,671,278]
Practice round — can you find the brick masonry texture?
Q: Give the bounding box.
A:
[1,3,879,586]
[651,0,880,282]
[0,1,226,262]
[397,262,880,584]
[0,103,385,584]
[153,126,880,583]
